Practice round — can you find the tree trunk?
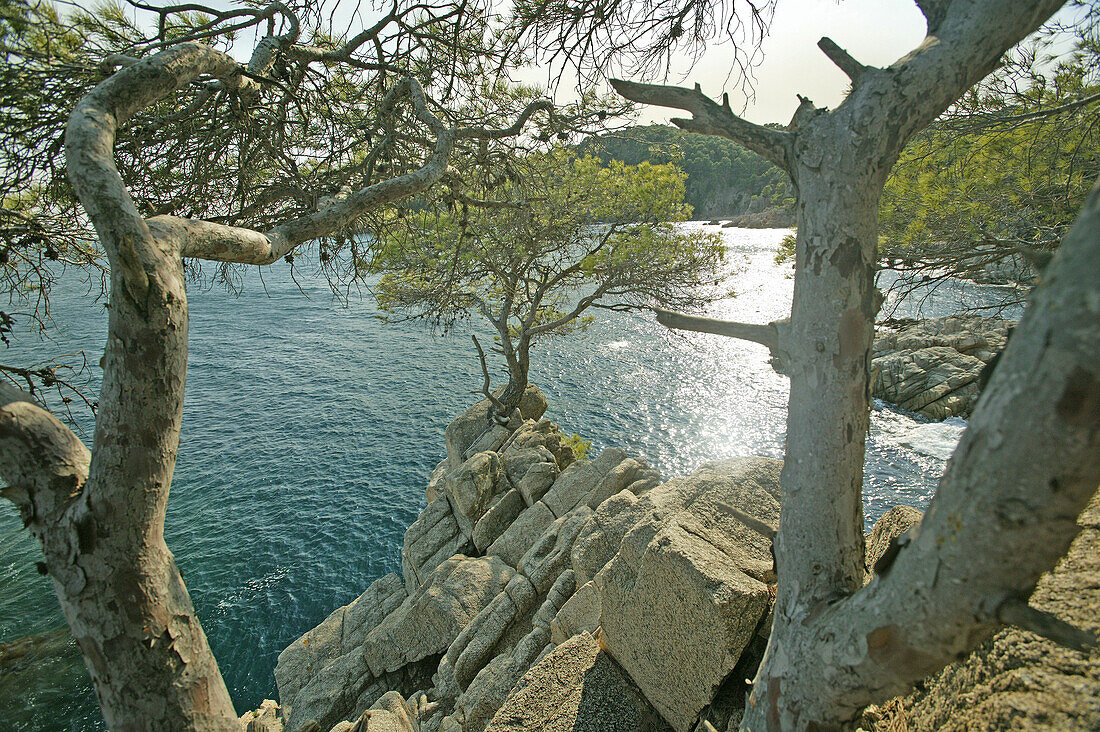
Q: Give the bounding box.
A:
[0,40,492,729]
[498,335,531,413]
[742,174,1100,730]
[611,2,1070,728]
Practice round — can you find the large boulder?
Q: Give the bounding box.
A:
[502,419,576,470]
[589,457,783,732]
[401,495,473,595]
[541,448,628,518]
[445,386,547,469]
[471,489,527,553]
[362,555,516,678]
[598,523,771,732]
[341,691,419,732]
[486,632,672,732]
[486,501,557,569]
[865,505,923,580]
[444,452,504,539]
[871,346,985,421]
[276,573,408,730]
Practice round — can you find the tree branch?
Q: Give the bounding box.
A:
[652,307,780,351]
[914,0,949,32]
[66,43,245,305]
[608,79,793,171]
[818,37,867,82]
[998,598,1097,653]
[0,383,89,528]
[471,335,509,424]
[875,0,1066,152]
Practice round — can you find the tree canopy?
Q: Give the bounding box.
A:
[880,8,1099,304]
[372,148,726,409]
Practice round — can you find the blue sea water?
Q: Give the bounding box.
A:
[0,225,1020,730]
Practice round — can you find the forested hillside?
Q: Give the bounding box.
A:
[581,125,794,220]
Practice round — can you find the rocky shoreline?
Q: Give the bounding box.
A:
[871,314,1014,421]
[253,372,1098,732]
[255,387,932,732]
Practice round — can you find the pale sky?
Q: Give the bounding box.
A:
[687,0,928,124]
[514,0,929,126]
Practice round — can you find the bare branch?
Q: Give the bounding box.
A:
[818,37,867,82]
[471,334,509,423]
[608,79,793,171]
[652,307,780,351]
[998,598,1098,653]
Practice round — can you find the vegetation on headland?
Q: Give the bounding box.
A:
[580,125,794,220]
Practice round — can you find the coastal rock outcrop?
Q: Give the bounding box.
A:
[274,387,785,732]
[485,632,671,732]
[871,315,1013,420]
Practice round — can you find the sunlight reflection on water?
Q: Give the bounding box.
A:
[0,224,1004,728]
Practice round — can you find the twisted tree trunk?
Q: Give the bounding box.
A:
[0,40,549,728]
[613,1,1088,728]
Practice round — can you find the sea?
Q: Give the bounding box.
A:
[0,225,1023,730]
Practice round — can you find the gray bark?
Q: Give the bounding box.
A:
[746,176,1100,727]
[614,0,1072,728]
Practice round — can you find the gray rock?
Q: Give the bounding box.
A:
[502,446,557,492]
[445,452,503,540]
[598,521,772,732]
[445,398,498,470]
[240,700,283,732]
[552,457,782,732]
[541,447,628,518]
[487,501,556,569]
[570,490,643,587]
[503,419,575,470]
[571,457,782,588]
[425,459,448,503]
[872,346,985,421]
[401,496,472,595]
[518,505,593,594]
[444,573,539,692]
[472,489,526,553]
[449,625,553,732]
[515,385,548,422]
[486,632,672,732]
[281,646,368,732]
[585,457,655,509]
[346,691,419,732]
[464,415,521,461]
[871,315,1014,420]
[550,579,600,645]
[444,386,547,469]
[276,573,406,728]
[515,461,559,506]
[362,555,516,678]
[533,569,576,633]
[865,505,923,579]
